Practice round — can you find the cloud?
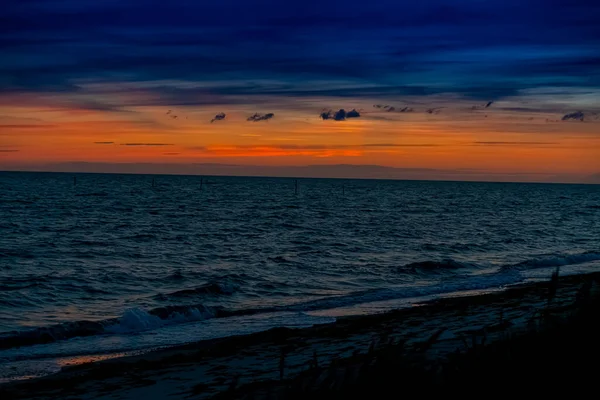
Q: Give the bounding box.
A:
[364,115,396,121]
[93,141,114,144]
[471,101,494,110]
[346,109,360,118]
[210,112,226,123]
[120,143,174,146]
[0,124,56,128]
[0,149,19,152]
[74,99,130,114]
[321,108,360,121]
[334,109,347,121]
[376,144,433,149]
[562,111,585,121]
[373,105,414,112]
[247,113,274,122]
[319,110,333,120]
[374,104,396,111]
[192,143,437,152]
[2,0,600,135]
[2,2,600,105]
[473,141,558,146]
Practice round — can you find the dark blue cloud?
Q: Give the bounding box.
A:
[374,105,415,112]
[2,0,599,104]
[346,109,360,118]
[211,113,226,123]
[320,110,333,120]
[247,113,274,122]
[320,109,360,121]
[334,109,346,121]
[562,111,585,121]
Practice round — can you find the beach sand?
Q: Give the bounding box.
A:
[1,271,598,399]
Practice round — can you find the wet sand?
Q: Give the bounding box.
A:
[1,271,598,400]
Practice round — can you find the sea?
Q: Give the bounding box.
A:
[1,171,599,382]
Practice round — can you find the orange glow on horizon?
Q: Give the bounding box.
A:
[2,96,599,181]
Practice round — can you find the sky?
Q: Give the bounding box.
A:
[1,0,599,182]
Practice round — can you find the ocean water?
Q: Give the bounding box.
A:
[1,171,599,381]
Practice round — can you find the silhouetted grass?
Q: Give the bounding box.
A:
[216,275,600,399]
[324,278,598,398]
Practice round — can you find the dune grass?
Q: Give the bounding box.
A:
[218,272,600,399]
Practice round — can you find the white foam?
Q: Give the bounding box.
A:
[106,308,163,333]
[104,306,216,334]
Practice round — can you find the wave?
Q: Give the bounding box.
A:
[400,251,600,275]
[0,305,218,350]
[2,251,597,351]
[279,251,600,312]
[0,275,50,285]
[74,192,108,197]
[0,199,36,205]
[72,239,112,247]
[0,283,44,291]
[156,281,236,300]
[401,259,476,273]
[0,320,106,350]
[268,256,293,264]
[127,234,157,240]
[166,270,185,280]
[104,306,216,334]
[504,251,600,270]
[0,249,36,259]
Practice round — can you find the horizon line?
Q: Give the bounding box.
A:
[1,163,598,186]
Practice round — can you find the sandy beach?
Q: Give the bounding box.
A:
[2,271,598,400]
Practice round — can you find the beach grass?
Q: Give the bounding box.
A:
[216,271,600,399]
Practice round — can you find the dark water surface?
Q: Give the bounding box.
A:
[1,172,599,380]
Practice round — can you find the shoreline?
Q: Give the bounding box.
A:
[2,270,598,399]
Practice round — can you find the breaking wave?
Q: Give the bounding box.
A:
[0,305,218,350]
[155,281,237,300]
[504,251,600,270]
[1,251,598,351]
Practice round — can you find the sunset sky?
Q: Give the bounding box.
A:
[1,0,599,182]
